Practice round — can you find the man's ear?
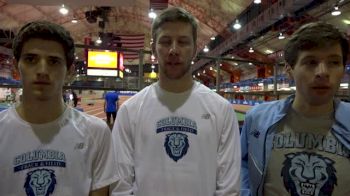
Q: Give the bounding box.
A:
[284,63,293,80]
[65,64,75,84]
[192,45,197,61]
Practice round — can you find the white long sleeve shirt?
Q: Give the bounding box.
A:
[111,82,241,196]
[0,107,118,195]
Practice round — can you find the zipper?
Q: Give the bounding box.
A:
[249,152,262,175]
[255,128,269,195]
[256,122,279,195]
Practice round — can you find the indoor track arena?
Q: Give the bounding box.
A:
[1,0,350,195]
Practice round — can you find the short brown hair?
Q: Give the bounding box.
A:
[284,21,349,67]
[151,7,198,43]
[13,20,75,69]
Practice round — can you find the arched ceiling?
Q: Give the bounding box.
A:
[0,0,251,51]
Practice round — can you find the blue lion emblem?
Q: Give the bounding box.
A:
[281,152,337,196]
[24,168,57,196]
[164,132,189,162]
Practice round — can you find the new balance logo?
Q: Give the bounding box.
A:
[74,143,85,149]
[251,130,260,138]
[201,113,210,119]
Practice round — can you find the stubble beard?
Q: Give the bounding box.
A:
[162,62,192,80]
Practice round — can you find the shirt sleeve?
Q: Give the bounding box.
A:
[240,112,252,196]
[91,123,119,190]
[215,102,241,196]
[110,105,135,196]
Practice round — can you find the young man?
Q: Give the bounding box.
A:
[111,7,241,196]
[241,22,350,196]
[104,90,119,126]
[0,21,118,195]
[72,90,78,107]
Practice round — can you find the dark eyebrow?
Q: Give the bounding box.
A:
[159,36,171,39]
[299,56,316,63]
[21,53,37,57]
[301,54,342,60]
[22,53,64,60]
[48,56,64,60]
[327,54,342,59]
[178,36,191,39]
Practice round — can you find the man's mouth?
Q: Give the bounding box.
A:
[312,87,329,89]
[166,62,181,66]
[33,81,50,85]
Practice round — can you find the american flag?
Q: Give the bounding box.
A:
[150,0,168,10]
[111,34,145,60]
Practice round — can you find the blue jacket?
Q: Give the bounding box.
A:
[240,95,350,196]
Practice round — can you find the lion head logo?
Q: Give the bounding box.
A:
[24,168,57,196]
[281,152,337,196]
[164,132,189,162]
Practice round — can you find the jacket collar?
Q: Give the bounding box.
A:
[270,94,294,125]
[278,95,350,147]
[333,99,350,147]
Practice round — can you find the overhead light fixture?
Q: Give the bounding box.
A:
[278,32,285,39]
[191,61,194,65]
[59,4,68,15]
[71,18,78,23]
[151,64,155,69]
[203,45,209,53]
[265,49,274,54]
[233,19,241,30]
[209,66,213,70]
[254,0,261,4]
[234,63,238,65]
[343,19,350,24]
[151,54,156,61]
[148,9,157,19]
[193,75,195,78]
[210,36,215,40]
[197,72,200,76]
[96,37,102,44]
[249,47,254,53]
[249,62,253,65]
[220,63,222,66]
[331,6,341,16]
[203,70,206,74]
[150,69,157,79]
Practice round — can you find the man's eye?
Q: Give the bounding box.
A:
[329,60,341,66]
[178,40,190,45]
[49,59,60,65]
[24,56,36,63]
[305,60,318,66]
[159,40,171,45]
[48,58,63,66]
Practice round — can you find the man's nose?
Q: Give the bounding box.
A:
[315,62,329,78]
[169,42,179,55]
[36,59,49,79]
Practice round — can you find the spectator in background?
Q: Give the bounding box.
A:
[104,90,119,126]
[72,90,78,107]
[0,20,118,195]
[240,22,350,196]
[111,7,241,195]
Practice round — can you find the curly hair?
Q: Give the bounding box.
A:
[13,20,75,69]
[284,21,349,68]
